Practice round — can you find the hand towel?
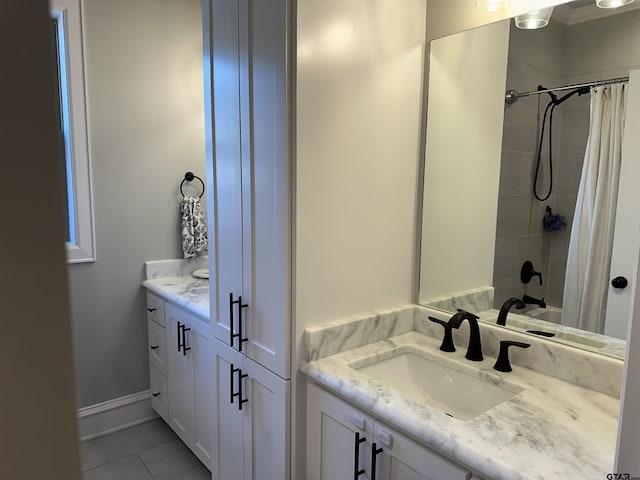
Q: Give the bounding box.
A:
[181,196,208,258]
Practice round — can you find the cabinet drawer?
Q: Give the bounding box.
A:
[150,366,168,422]
[148,318,167,375]
[146,292,165,327]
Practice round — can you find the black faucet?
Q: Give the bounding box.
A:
[447,310,483,361]
[494,340,530,372]
[497,297,526,326]
[522,294,546,308]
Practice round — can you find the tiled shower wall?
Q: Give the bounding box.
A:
[493,22,589,311]
[493,11,640,314]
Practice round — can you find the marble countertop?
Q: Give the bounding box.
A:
[302,330,620,480]
[143,275,210,320]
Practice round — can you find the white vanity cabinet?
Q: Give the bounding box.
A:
[210,337,290,480]
[146,294,213,470]
[204,0,290,380]
[307,383,472,480]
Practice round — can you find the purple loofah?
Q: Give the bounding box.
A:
[543,206,567,232]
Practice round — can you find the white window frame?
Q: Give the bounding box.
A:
[51,0,95,263]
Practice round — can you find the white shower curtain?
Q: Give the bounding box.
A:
[563,84,627,334]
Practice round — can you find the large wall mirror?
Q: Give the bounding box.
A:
[419,1,640,359]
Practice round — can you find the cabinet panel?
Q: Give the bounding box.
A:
[373,422,470,480]
[166,304,195,444]
[307,383,374,480]
[211,338,245,480]
[243,357,290,480]
[211,0,244,345]
[242,0,290,380]
[149,366,168,422]
[193,330,214,470]
[148,318,167,375]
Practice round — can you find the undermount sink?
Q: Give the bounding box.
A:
[189,286,209,296]
[352,348,524,420]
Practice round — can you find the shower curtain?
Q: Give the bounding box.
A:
[563,84,627,333]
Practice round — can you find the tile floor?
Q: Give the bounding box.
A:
[81,419,211,480]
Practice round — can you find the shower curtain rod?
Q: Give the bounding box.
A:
[505,76,629,104]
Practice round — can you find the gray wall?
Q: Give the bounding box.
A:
[68,0,206,407]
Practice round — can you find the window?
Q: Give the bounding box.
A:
[51,0,95,263]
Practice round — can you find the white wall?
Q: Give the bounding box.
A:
[1,1,80,477]
[294,0,427,476]
[419,21,509,301]
[68,0,206,407]
[296,0,427,328]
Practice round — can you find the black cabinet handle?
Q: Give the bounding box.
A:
[230,364,239,405]
[229,293,249,351]
[353,432,366,479]
[238,369,248,411]
[150,345,159,350]
[177,321,183,353]
[229,293,235,347]
[182,326,191,356]
[371,442,383,480]
[152,392,160,398]
[230,364,248,410]
[147,307,156,312]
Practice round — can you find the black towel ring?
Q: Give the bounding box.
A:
[180,171,205,199]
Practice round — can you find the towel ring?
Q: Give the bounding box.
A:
[180,171,205,199]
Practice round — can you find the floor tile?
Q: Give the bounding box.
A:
[138,440,203,480]
[166,463,212,480]
[83,455,153,480]
[81,419,178,471]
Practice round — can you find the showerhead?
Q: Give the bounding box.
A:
[554,86,591,105]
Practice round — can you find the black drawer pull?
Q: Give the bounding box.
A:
[354,432,366,479]
[151,392,160,398]
[181,326,191,356]
[371,442,383,480]
[150,345,159,350]
[177,321,183,353]
[147,307,156,312]
[229,293,249,350]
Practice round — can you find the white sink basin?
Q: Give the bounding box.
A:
[189,286,209,296]
[352,348,523,420]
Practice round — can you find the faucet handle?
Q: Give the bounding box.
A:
[493,340,531,372]
[428,316,456,353]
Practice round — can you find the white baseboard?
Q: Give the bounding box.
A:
[78,390,158,441]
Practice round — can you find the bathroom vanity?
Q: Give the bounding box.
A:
[142,260,213,470]
[302,306,622,480]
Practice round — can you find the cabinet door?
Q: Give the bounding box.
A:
[211,338,245,480]
[240,0,290,380]
[148,318,167,375]
[242,357,290,480]
[192,329,214,470]
[166,304,195,445]
[307,383,374,480]
[372,423,471,480]
[210,0,245,346]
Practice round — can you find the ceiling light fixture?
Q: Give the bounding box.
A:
[514,7,554,29]
[475,0,510,12]
[596,0,634,8]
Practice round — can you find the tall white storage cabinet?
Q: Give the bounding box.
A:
[202,0,428,476]
[203,0,291,478]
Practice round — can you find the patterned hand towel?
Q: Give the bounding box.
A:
[181,196,208,258]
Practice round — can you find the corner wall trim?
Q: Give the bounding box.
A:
[77,390,158,441]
